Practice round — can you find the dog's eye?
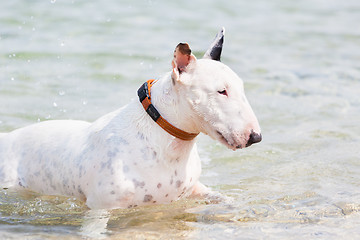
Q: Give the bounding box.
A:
[218,89,228,97]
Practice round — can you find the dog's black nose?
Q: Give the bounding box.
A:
[246,131,262,147]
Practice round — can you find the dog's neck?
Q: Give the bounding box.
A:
[91,72,200,158]
[149,72,200,136]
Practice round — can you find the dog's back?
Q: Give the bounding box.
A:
[0,120,91,190]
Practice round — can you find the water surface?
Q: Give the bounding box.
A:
[1,0,360,239]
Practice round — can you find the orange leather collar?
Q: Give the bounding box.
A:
[137,79,199,141]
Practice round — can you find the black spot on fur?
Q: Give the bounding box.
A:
[133,179,145,188]
[77,185,83,195]
[176,180,183,188]
[143,194,153,202]
[170,176,173,185]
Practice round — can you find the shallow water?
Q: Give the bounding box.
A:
[1,0,360,239]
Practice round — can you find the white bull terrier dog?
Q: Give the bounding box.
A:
[0,28,261,209]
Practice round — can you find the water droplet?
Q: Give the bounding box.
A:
[11,77,15,81]
[50,0,56,3]
[82,100,88,105]
[60,42,65,47]
[53,102,58,107]
[58,90,65,96]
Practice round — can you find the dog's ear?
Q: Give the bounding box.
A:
[171,43,196,82]
[203,27,225,61]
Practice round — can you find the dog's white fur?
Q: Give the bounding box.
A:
[0,34,260,209]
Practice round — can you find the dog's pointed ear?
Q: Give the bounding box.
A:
[171,43,197,82]
[203,27,225,61]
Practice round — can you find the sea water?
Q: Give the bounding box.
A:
[1,0,360,239]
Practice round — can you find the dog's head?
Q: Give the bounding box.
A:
[171,28,261,150]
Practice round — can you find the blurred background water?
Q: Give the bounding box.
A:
[1,0,360,239]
